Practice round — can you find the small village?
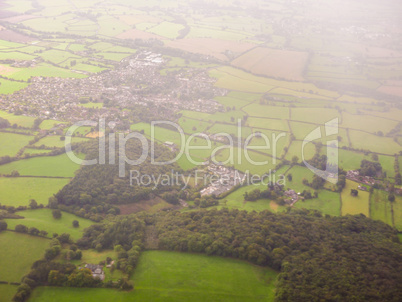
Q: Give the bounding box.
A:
[0,51,226,127]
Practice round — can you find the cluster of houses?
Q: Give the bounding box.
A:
[200,164,245,197]
[284,189,300,205]
[0,51,225,124]
[346,170,380,186]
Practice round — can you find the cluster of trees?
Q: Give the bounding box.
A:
[148,208,401,301]
[0,117,10,128]
[55,139,181,214]
[14,224,48,237]
[394,156,401,185]
[244,187,285,202]
[302,174,326,190]
[76,216,145,276]
[360,160,383,177]
[194,196,218,208]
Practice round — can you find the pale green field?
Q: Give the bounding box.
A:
[34,136,90,148]
[0,132,32,157]
[247,117,289,132]
[148,21,184,39]
[341,112,398,134]
[5,209,95,241]
[0,79,29,94]
[242,104,290,119]
[0,153,81,177]
[39,120,65,130]
[284,140,316,162]
[0,110,35,128]
[0,231,49,283]
[341,180,370,217]
[0,177,70,207]
[291,107,340,125]
[348,130,401,155]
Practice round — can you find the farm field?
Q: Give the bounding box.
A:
[242,104,290,119]
[4,209,95,241]
[0,177,70,207]
[0,110,35,128]
[0,231,49,283]
[348,130,401,155]
[284,140,316,163]
[294,190,341,217]
[392,195,402,232]
[0,153,82,177]
[341,112,398,134]
[0,132,32,157]
[0,284,17,302]
[30,250,277,302]
[213,147,278,176]
[284,165,314,193]
[247,117,289,132]
[370,190,393,227]
[231,47,308,81]
[341,180,370,217]
[34,136,91,148]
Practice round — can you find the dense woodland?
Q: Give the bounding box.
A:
[148,209,402,301]
[55,139,182,218]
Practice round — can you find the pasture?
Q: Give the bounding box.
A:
[0,231,49,283]
[341,180,370,217]
[0,110,35,128]
[0,284,17,302]
[4,209,95,241]
[294,190,341,216]
[348,130,401,155]
[392,195,402,232]
[369,190,393,227]
[242,104,290,119]
[34,136,90,148]
[0,153,82,178]
[30,250,277,302]
[0,132,32,157]
[0,177,70,207]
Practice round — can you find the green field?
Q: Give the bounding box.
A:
[0,177,70,207]
[341,180,370,217]
[0,132,32,157]
[0,110,35,128]
[392,195,402,232]
[294,190,341,216]
[0,153,82,177]
[34,136,90,148]
[0,284,17,302]
[30,250,277,302]
[39,120,65,130]
[370,190,393,227]
[4,209,95,241]
[0,231,49,283]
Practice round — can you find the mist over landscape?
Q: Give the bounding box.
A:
[0,0,401,301]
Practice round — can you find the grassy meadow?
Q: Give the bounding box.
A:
[30,250,278,302]
[0,177,70,207]
[0,153,82,178]
[0,231,49,283]
[4,209,95,241]
[341,180,370,217]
